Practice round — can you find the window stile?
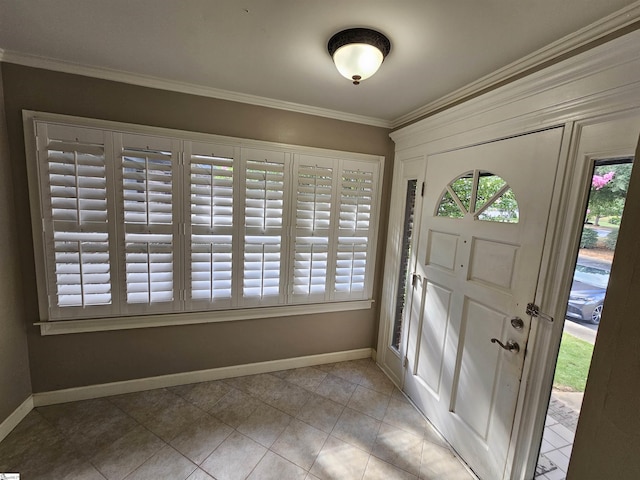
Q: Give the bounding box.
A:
[231,146,243,308]
[104,132,121,314]
[325,159,342,302]
[279,152,293,305]
[175,144,186,310]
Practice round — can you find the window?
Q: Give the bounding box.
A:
[436,170,519,223]
[29,116,383,325]
[391,179,418,350]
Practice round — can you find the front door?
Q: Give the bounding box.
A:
[404,128,564,479]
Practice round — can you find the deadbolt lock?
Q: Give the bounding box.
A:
[510,317,524,330]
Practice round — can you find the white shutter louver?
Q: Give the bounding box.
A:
[335,162,378,299]
[37,123,116,318]
[290,156,335,301]
[242,149,288,304]
[116,133,180,311]
[187,142,235,308]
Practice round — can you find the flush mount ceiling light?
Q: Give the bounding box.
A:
[328,28,391,85]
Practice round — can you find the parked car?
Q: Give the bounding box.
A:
[566,262,610,325]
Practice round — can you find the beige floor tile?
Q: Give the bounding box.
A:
[200,431,266,480]
[296,393,345,433]
[314,363,336,374]
[372,423,423,476]
[392,387,408,402]
[139,397,206,442]
[38,399,139,458]
[209,387,263,427]
[332,407,381,452]
[266,381,312,416]
[169,380,232,411]
[109,388,181,423]
[271,419,328,470]
[237,403,292,447]
[126,444,197,480]
[359,367,396,396]
[309,435,370,480]
[347,385,391,420]
[90,425,165,480]
[306,474,322,480]
[12,437,105,480]
[247,451,307,480]
[170,414,234,465]
[423,421,449,450]
[37,398,126,435]
[284,367,328,391]
[383,397,428,438]
[0,411,65,471]
[420,443,473,480]
[363,456,418,480]
[186,468,216,480]
[314,374,357,406]
[329,361,367,384]
[239,373,289,403]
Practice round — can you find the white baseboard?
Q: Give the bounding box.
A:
[32,347,373,407]
[0,396,34,443]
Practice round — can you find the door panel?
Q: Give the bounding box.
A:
[404,128,564,479]
[454,299,508,439]
[415,280,451,395]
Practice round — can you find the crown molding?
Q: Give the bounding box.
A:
[391,1,640,129]
[1,2,638,131]
[390,28,640,150]
[0,49,392,129]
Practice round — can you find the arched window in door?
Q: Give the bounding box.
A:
[436,170,519,223]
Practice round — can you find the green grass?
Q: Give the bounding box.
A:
[553,333,594,392]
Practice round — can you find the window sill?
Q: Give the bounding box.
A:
[35,300,374,335]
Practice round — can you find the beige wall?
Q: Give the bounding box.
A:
[0,63,394,393]
[568,136,640,479]
[0,64,32,420]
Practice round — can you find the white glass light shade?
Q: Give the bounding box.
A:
[332,43,384,83]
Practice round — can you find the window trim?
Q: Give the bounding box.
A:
[24,111,383,335]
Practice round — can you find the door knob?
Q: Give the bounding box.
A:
[490,338,520,353]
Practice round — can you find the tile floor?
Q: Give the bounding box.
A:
[534,411,576,480]
[0,358,475,480]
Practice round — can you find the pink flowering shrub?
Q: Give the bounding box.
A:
[592,171,615,190]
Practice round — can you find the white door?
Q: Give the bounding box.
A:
[404,128,564,480]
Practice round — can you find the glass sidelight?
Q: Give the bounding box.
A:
[391,179,418,351]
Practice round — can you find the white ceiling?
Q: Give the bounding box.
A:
[0,0,638,127]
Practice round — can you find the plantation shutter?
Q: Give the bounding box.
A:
[186,141,237,310]
[241,148,289,306]
[36,123,118,319]
[334,160,379,300]
[289,155,336,302]
[114,133,181,314]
